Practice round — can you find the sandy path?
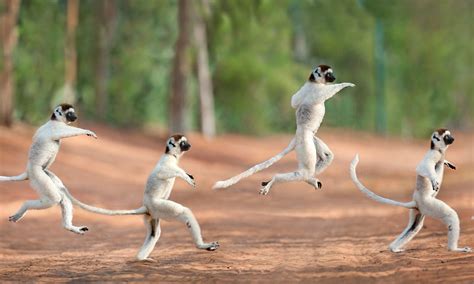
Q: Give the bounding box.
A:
[0,124,473,282]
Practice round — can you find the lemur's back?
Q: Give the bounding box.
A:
[27,122,60,170]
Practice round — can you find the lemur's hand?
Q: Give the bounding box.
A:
[346,83,356,88]
[431,179,440,191]
[186,173,196,188]
[86,130,98,139]
[444,161,456,170]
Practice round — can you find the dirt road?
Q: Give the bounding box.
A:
[0,124,472,282]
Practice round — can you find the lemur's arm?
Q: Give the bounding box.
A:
[50,124,97,140]
[444,160,456,170]
[308,82,355,105]
[416,151,441,190]
[156,166,195,187]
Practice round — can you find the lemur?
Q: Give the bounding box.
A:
[350,129,471,253]
[61,135,219,261]
[0,104,97,234]
[213,65,355,195]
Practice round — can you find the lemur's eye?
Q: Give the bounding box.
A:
[168,140,176,147]
[180,141,186,146]
[433,136,440,141]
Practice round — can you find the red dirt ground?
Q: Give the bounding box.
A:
[0,123,473,283]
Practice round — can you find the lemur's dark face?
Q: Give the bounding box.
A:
[165,134,191,155]
[431,129,454,150]
[309,65,336,84]
[52,103,77,124]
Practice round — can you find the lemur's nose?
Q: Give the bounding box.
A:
[444,135,454,145]
[66,112,77,122]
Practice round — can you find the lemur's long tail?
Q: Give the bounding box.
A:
[61,187,147,216]
[350,154,417,209]
[0,172,28,182]
[213,138,296,189]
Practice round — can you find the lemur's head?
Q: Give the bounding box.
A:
[165,134,191,156]
[431,128,454,150]
[309,65,336,84]
[51,103,77,124]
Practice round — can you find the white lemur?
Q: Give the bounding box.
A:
[213,65,355,195]
[350,129,471,253]
[0,104,97,234]
[61,135,219,261]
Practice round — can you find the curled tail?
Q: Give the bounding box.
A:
[0,172,28,182]
[213,138,296,189]
[61,187,147,216]
[350,154,417,209]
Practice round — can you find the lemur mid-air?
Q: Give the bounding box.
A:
[213,65,355,195]
[61,135,219,261]
[350,129,471,253]
[0,104,97,234]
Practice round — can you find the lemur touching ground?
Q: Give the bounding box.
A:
[0,104,97,234]
[61,135,219,261]
[350,129,471,253]
[214,65,355,195]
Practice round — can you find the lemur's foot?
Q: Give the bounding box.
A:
[306,178,322,190]
[390,247,405,253]
[8,213,24,223]
[259,186,270,195]
[198,241,219,251]
[450,247,472,253]
[67,226,89,235]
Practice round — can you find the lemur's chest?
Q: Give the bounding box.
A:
[296,103,325,130]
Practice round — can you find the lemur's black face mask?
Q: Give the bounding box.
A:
[180,141,191,151]
[66,111,77,122]
[443,134,454,145]
[325,72,336,83]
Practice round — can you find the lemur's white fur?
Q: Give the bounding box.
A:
[213,65,355,195]
[0,104,97,234]
[350,129,471,253]
[61,135,219,261]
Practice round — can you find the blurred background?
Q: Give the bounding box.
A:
[0,0,472,137]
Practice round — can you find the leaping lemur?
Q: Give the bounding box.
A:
[0,104,97,234]
[61,135,219,261]
[213,65,355,195]
[350,129,471,253]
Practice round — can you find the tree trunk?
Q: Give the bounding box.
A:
[63,0,79,104]
[0,0,21,127]
[95,0,117,120]
[192,0,215,138]
[169,0,192,134]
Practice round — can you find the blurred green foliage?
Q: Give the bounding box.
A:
[11,0,473,136]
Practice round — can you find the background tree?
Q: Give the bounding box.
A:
[95,0,117,120]
[169,0,192,134]
[192,0,215,138]
[0,0,20,127]
[55,0,79,105]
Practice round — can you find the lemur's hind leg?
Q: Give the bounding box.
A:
[424,199,471,252]
[9,198,58,222]
[9,170,61,222]
[45,170,89,234]
[137,215,161,261]
[155,200,219,251]
[260,171,321,195]
[389,209,425,252]
[314,136,334,175]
